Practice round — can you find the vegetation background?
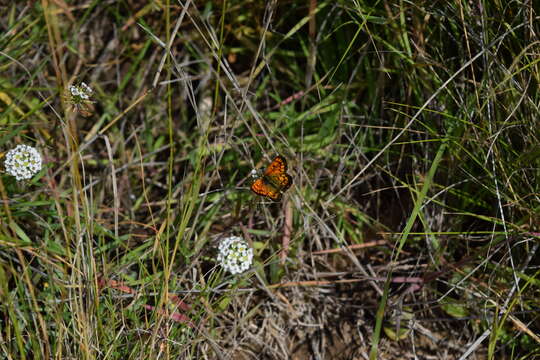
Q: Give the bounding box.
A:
[0,0,539,359]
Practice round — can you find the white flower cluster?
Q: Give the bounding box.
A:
[4,144,42,181]
[69,82,93,100]
[217,236,253,275]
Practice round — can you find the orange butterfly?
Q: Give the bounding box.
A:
[250,156,293,201]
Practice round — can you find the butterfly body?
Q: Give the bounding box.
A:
[250,156,292,201]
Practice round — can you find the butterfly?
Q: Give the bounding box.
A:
[250,155,293,201]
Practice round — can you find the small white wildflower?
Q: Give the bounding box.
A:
[69,85,80,96]
[79,83,93,100]
[4,144,42,181]
[68,82,93,101]
[80,82,93,94]
[66,82,95,117]
[217,236,253,275]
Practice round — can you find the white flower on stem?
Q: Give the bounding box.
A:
[79,82,93,99]
[69,82,93,100]
[69,85,80,96]
[217,236,253,275]
[4,144,42,181]
[66,82,95,116]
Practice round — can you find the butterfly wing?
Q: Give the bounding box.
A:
[250,178,282,201]
[264,156,288,176]
[264,156,292,192]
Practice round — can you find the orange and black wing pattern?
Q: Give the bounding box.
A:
[250,156,293,201]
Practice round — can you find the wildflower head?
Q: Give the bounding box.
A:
[69,82,93,100]
[217,236,253,275]
[4,144,42,181]
[66,82,94,116]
